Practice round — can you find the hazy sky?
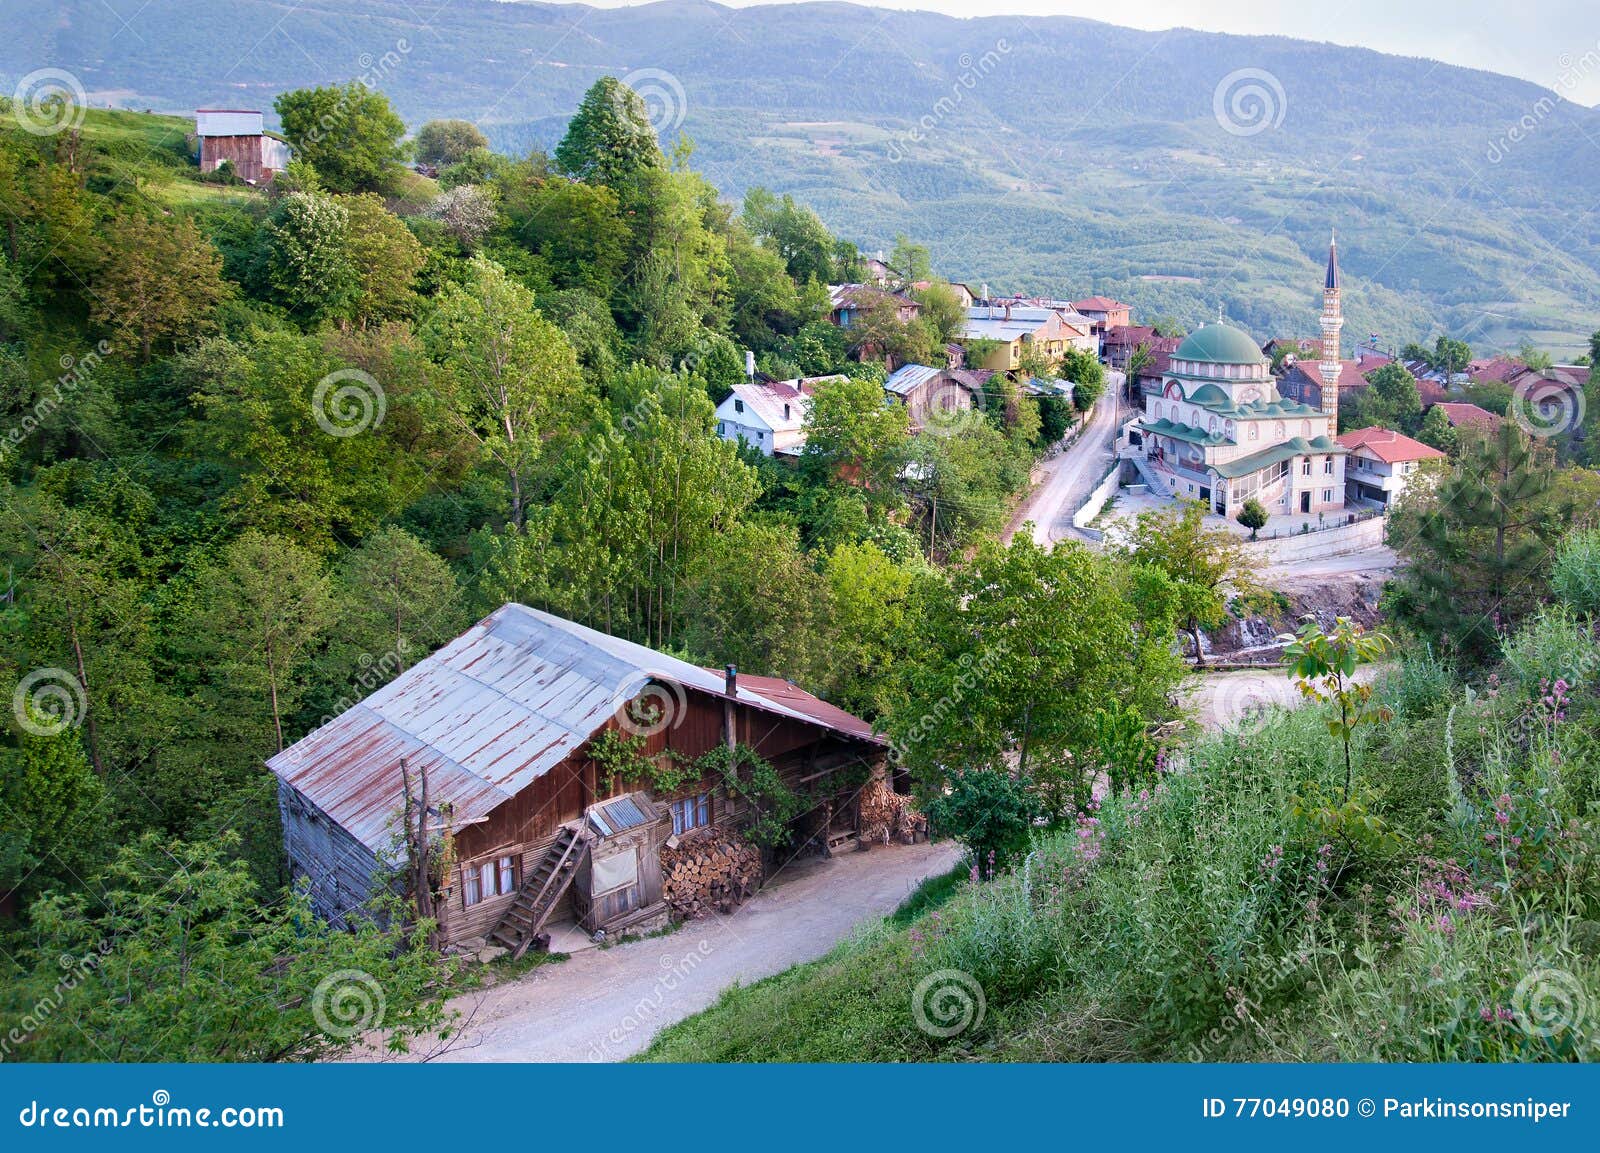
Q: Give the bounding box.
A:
[580,0,1600,106]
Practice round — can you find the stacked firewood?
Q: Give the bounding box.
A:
[661,829,763,919]
[858,778,927,846]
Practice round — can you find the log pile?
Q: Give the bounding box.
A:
[857,778,927,846]
[661,829,763,919]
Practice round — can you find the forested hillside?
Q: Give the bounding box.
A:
[5,0,1599,351]
[0,79,1088,1058]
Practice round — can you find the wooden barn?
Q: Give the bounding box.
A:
[194,109,290,184]
[267,605,889,954]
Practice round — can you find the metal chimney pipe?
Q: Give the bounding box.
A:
[724,665,737,695]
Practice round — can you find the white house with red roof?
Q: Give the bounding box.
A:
[715,376,843,457]
[1336,427,1445,508]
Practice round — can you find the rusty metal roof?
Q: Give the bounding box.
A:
[267,605,877,853]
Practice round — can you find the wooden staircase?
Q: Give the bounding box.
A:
[488,825,588,959]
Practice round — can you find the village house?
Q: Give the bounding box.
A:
[1336,427,1445,509]
[1469,354,1524,384]
[1133,239,1348,518]
[1277,357,1371,412]
[1432,401,1503,433]
[194,109,290,183]
[1102,324,1156,369]
[1071,296,1133,337]
[714,375,842,457]
[958,302,1088,372]
[882,363,984,430]
[268,605,890,954]
[827,283,920,329]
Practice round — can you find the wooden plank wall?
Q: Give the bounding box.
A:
[278,782,384,929]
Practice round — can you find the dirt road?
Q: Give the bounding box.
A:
[1004,381,1122,546]
[424,839,963,1062]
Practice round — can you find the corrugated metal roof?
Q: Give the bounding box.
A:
[268,605,879,852]
[883,363,942,396]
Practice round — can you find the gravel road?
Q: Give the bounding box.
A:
[421,839,964,1062]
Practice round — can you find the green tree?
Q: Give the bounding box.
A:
[889,536,1179,804]
[425,255,587,529]
[1432,335,1472,381]
[1123,500,1255,667]
[0,721,104,904]
[263,191,357,322]
[341,193,425,326]
[1416,403,1457,453]
[504,179,629,298]
[554,77,665,188]
[92,212,229,361]
[1236,498,1269,540]
[741,188,835,286]
[682,520,823,681]
[1347,362,1422,433]
[3,833,453,1061]
[336,527,463,671]
[275,82,408,193]
[925,769,1039,868]
[911,281,965,347]
[1388,422,1574,663]
[1061,347,1106,413]
[414,118,488,167]
[801,373,910,509]
[820,539,914,718]
[888,234,931,284]
[185,530,336,753]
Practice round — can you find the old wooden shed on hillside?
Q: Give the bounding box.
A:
[267,604,888,953]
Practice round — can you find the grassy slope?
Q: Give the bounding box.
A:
[638,638,1600,1063]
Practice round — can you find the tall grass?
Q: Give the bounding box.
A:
[640,623,1600,1063]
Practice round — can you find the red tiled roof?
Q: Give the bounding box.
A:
[1104,324,1156,347]
[1432,402,1503,430]
[1469,355,1522,384]
[1073,296,1131,313]
[1336,427,1446,464]
[1283,360,1368,393]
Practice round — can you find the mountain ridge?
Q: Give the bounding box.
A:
[8,0,1597,351]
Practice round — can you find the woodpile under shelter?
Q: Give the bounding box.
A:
[268,604,889,954]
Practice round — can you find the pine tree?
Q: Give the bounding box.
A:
[1390,422,1571,662]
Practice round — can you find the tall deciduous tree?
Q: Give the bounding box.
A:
[92,212,228,361]
[888,536,1178,807]
[186,530,335,753]
[1123,499,1255,667]
[275,82,408,193]
[425,255,586,529]
[337,526,462,671]
[414,118,489,167]
[802,373,910,511]
[263,191,357,322]
[340,193,425,326]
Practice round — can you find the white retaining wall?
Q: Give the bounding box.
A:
[1240,515,1385,563]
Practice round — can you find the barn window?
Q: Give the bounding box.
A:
[670,793,712,835]
[463,854,517,906]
